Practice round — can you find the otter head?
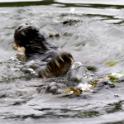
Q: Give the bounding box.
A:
[14,24,48,59]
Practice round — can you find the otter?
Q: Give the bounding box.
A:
[13,24,74,78]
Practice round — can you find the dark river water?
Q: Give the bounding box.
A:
[1,0,124,124]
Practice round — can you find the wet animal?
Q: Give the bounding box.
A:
[13,24,74,78]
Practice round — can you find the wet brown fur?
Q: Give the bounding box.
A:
[14,24,74,78]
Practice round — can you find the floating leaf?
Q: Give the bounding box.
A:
[64,87,82,96]
[107,73,124,82]
[108,75,118,82]
[90,80,98,88]
[105,60,118,67]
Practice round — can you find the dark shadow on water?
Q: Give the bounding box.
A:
[0,0,54,7]
[60,3,124,9]
[4,108,100,119]
[105,101,123,114]
[104,121,124,124]
[0,0,124,9]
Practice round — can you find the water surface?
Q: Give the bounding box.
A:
[0,0,124,124]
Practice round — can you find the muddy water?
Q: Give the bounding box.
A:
[0,0,124,124]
